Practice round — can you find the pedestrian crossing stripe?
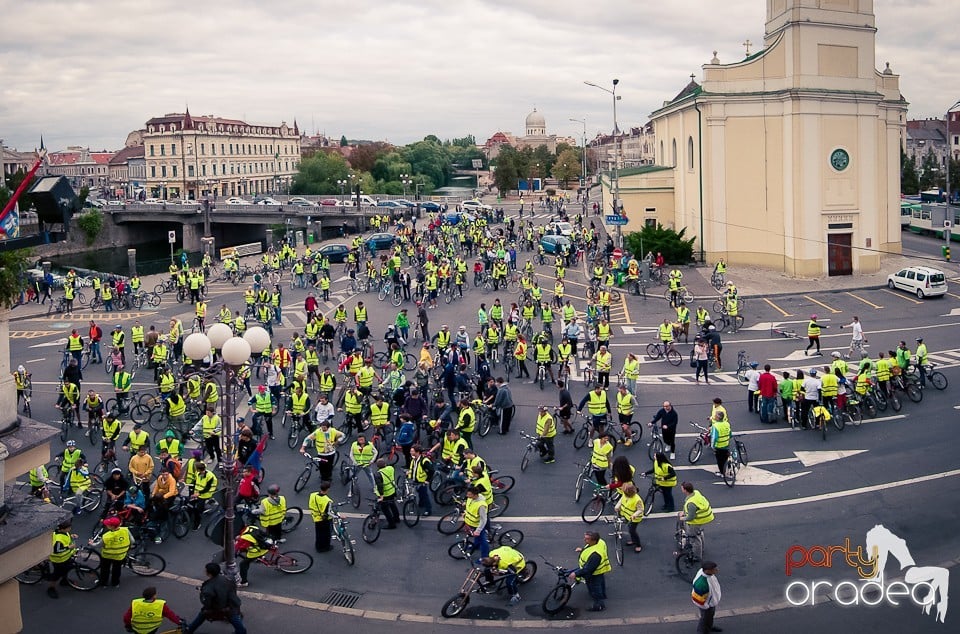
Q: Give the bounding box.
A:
[9,330,61,339]
[28,311,156,322]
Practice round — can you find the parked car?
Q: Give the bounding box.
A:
[377,200,405,209]
[319,198,338,206]
[420,201,442,212]
[442,211,477,226]
[392,198,416,207]
[887,266,947,299]
[254,197,281,206]
[224,197,247,206]
[143,198,163,205]
[540,235,572,255]
[462,199,492,212]
[317,243,351,263]
[106,200,124,206]
[288,197,317,207]
[366,233,396,251]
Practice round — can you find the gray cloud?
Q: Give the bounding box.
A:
[0,0,954,151]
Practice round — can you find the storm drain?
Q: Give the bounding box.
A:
[320,589,363,609]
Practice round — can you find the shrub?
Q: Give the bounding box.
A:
[75,209,103,245]
[624,223,696,264]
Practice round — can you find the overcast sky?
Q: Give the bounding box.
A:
[0,0,955,153]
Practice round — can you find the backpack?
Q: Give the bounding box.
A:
[396,422,416,446]
[166,458,182,480]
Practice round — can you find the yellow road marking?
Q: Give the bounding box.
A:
[762,298,792,317]
[879,289,923,305]
[535,272,592,289]
[9,331,59,339]
[803,295,842,314]
[845,292,883,309]
[618,290,633,324]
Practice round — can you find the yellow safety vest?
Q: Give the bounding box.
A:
[579,539,611,575]
[654,460,677,487]
[312,428,341,455]
[616,391,635,416]
[370,402,390,427]
[377,466,396,497]
[685,491,714,525]
[308,493,331,522]
[591,439,614,469]
[50,532,76,563]
[260,495,286,527]
[619,493,644,522]
[464,497,487,528]
[807,320,821,336]
[587,391,607,416]
[536,413,556,438]
[130,598,166,634]
[712,420,730,449]
[101,527,132,560]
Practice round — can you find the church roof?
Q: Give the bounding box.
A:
[670,79,702,104]
[526,108,545,128]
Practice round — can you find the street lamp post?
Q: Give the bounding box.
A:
[160,180,167,200]
[337,179,347,206]
[400,174,411,198]
[584,78,623,248]
[184,325,270,584]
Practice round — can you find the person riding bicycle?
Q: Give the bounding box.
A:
[481,545,526,604]
[680,482,714,546]
[83,389,105,429]
[577,384,611,438]
[235,524,274,587]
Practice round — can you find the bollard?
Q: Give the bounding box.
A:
[127,249,137,277]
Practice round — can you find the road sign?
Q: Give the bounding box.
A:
[471,159,483,169]
[605,215,628,226]
[613,247,623,259]
[168,230,176,244]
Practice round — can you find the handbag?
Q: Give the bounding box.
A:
[689,353,697,368]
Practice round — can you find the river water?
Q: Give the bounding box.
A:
[48,240,186,276]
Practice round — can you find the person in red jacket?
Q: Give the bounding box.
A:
[123,586,184,632]
[758,363,779,424]
[89,320,103,364]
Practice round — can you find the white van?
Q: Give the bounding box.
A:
[886,266,948,299]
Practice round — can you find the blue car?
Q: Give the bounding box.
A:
[366,232,396,252]
[377,200,404,209]
[420,201,441,212]
[540,235,572,255]
[442,211,477,226]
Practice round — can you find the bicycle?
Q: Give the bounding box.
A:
[396,473,422,528]
[646,422,664,461]
[83,540,167,577]
[645,340,682,366]
[330,503,357,566]
[441,558,537,618]
[16,547,101,591]
[245,540,313,574]
[573,461,595,503]
[294,452,341,493]
[721,435,748,487]
[603,514,627,566]
[674,518,704,581]
[447,522,524,561]
[735,350,751,386]
[710,270,725,290]
[580,483,616,524]
[57,403,76,443]
[540,559,587,616]
[715,310,744,334]
[519,431,542,472]
[663,285,693,305]
[687,422,748,469]
[361,499,386,544]
[712,295,745,315]
[338,462,364,508]
[907,362,948,391]
[891,373,922,403]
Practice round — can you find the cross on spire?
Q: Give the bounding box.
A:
[743,39,753,56]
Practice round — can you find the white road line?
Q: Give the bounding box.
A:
[673,414,906,437]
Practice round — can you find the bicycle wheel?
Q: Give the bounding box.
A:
[361,514,381,544]
[675,539,702,581]
[645,343,660,359]
[931,372,948,390]
[281,507,304,533]
[489,494,509,518]
[81,481,104,511]
[447,541,470,560]
[172,509,191,539]
[874,391,888,412]
[688,440,703,464]
[437,511,464,535]
[402,497,420,527]
[478,411,492,437]
[542,583,573,615]
[66,560,100,591]
[666,349,682,366]
[615,530,624,566]
[722,457,737,487]
[648,438,663,462]
[845,405,862,426]
[736,441,748,466]
[492,475,515,494]
[129,552,166,576]
[832,413,845,432]
[434,485,456,507]
[339,462,351,486]
[294,466,312,493]
[821,417,827,441]
[862,395,877,418]
[681,289,694,304]
[340,528,356,566]
[349,480,361,508]
[520,447,533,472]
[736,368,749,386]
[624,422,642,445]
[15,564,46,584]
[518,560,537,583]
[442,593,470,618]
[573,426,589,450]
[905,383,923,403]
[581,496,605,524]
[575,472,588,503]
[59,418,69,443]
[87,420,101,447]
[643,487,657,516]
[275,550,313,574]
[889,393,902,412]
[498,529,524,547]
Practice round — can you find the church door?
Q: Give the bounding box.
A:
[827,233,853,276]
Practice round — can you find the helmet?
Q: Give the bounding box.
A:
[17,364,24,372]
[831,351,841,358]
[165,430,176,439]
[810,314,817,320]
[128,486,139,495]
[192,449,202,459]
[809,368,818,376]
[727,282,734,287]
[749,362,759,368]
[916,337,923,343]
[267,484,280,495]
[103,517,121,528]
[115,325,122,329]
[66,440,76,447]
[861,351,869,359]
[258,385,266,393]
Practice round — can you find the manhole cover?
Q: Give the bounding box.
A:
[320,589,363,609]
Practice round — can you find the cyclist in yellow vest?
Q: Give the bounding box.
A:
[819,365,839,411]
[535,404,556,463]
[257,484,287,541]
[645,452,677,512]
[577,385,610,437]
[123,586,183,634]
[680,482,714,544]
[463,485,490,558]
[593,345,613,388]
[805,314,827,356]
[481,545,526,604]
[589,433,615,486]
[567,531,611,612]
[614,482,645,553]
[875,351,892,397]
[374,458,401,529]
[300,419,344,483]
[235,524,271,586]
[709,408,731,475]
[98,516,134,588]
[47,519,78,598]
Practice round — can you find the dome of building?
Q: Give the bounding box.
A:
[525,108,545,129]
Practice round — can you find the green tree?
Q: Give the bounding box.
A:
[531,145,555,180]
[78,185,90,207]
[0,248,33,308]
[624,223,696,264]
[75,209,103,245]
[348,142,391,173]
[492,146,521,194]
[290,151,351,195]
[340,135,348,147]
[901,148,920,195]
[918,148,940,191]
[551,149,582,188]
[403,141,450,189]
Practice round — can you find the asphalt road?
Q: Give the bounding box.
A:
[12,212,960,632]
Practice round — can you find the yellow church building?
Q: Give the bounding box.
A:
[602,0,907,276]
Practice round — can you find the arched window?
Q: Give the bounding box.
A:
[671,139,677,167]
[688,136,695,170]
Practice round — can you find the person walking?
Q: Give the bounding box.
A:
[374,458,401,530]
[693,337,709,384]
[492,377,514,435]
[758,364,778,423]
[840,316,866,357]
[804,314,828,356]
[614,483,644,553]
[184,563,246,634]
[308,481,333,553]
[709,409,731,476]
[649,401,679,459]
[567,531,611,612]
[692,561,722,634]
